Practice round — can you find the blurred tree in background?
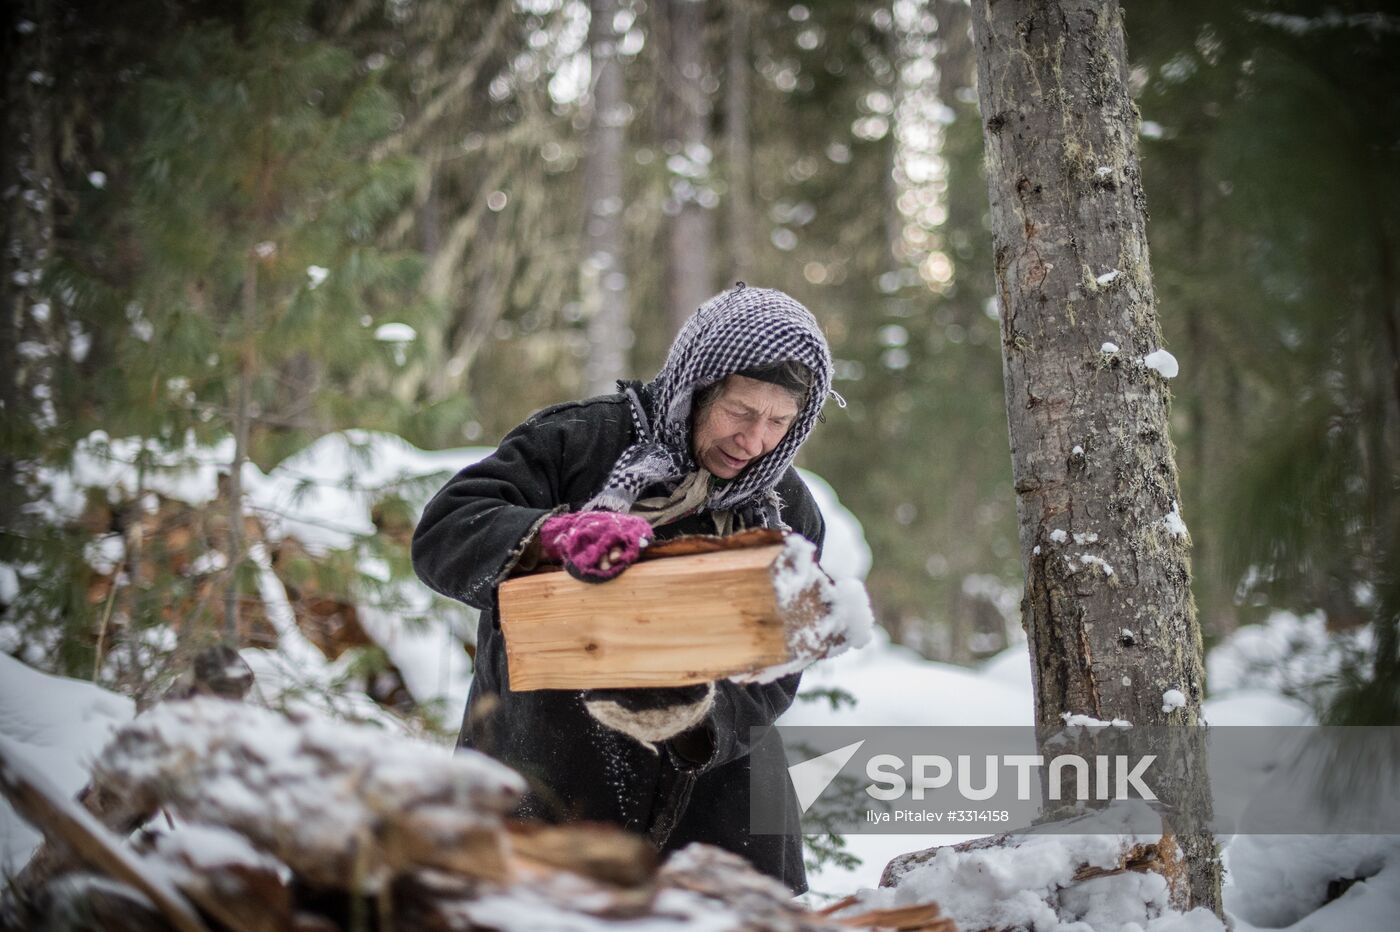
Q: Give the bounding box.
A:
[1131,0,1399,718]
[1,0,1395,722]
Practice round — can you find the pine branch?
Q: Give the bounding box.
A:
[370,2,515,163]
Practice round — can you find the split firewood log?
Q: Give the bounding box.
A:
[499,529,872,690]
[504,819,659,886]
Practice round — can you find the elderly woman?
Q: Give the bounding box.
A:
[411,284,836,894]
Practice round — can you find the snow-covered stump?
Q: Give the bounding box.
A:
[89,697,526,892]
[864,806,1225,931]
[499,529,872,690]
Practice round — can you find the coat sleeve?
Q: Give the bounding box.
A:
[411,408,593,611]
[669,469,827,772]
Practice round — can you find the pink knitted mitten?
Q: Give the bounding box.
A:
[538,511,653,582]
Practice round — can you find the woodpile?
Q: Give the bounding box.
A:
[77,488,416,709]
[2,687,949,932]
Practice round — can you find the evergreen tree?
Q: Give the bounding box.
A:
[1131,0,1400,719]
[3,0,425,693]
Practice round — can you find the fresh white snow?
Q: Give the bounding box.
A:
[1163,501,1189,539]
[1144,349,1180,378]
[841,804,1226,931]
[4,426,1395,930]
[1207,610,1372,707]
[1076,553,1115,576]
[373,322,417,343]
[0,653,135,870]
[732,534,874,684]
[1060,711,1133,731]
[2,618,1394,932]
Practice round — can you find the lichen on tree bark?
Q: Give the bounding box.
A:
[968,0,1223,914]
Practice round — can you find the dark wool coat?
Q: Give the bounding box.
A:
[410,384,825,895]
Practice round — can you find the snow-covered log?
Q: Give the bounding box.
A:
[89,697,525,891]
[499,529,872,690]
[12,646,253,897]
[147,824,292,932]
[863,806,1224,931]
[0,738,212,932]
[5,674,961,930]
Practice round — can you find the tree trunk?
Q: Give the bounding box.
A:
[967,0,1222,915]
[582,0,631,396]
[724,0,753,283]
[661,0,715,331]
[0,0,55,535]
[225,255,256,645]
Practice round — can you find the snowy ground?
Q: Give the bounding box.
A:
[3,430,1396,928]
[5,620,1390,930]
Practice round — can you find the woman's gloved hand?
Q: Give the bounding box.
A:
[537,511,653,583]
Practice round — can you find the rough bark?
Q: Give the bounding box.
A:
[582,0,631,396]
[661,0,715,331]
[724,0,754,282]
[967,0,1221,914]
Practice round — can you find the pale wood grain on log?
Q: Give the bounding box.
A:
[500,544,792,690]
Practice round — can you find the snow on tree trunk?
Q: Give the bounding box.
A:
[661,0,716,331]
[582,0,631,397]
[967,0,1222,914]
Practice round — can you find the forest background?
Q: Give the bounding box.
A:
[2,0,1396,729]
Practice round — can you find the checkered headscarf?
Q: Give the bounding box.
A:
[585,283,837,529]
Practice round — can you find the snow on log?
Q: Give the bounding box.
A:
[0,735,212,932]
[89,697,525,892]
[5,674,959,930]
[9,646,250,897]
[499,529,873,690]
[863,804,1224,931]
[149,824,293,932]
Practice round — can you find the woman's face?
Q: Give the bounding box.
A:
[691,375,801,479]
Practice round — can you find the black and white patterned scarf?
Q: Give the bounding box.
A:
[585,283,838,529]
